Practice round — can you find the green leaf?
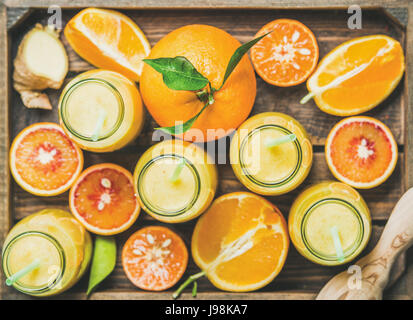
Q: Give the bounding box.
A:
[143,56,209,91]
[219,32,271,90]
[87,236,116,296]
[156,101,209,135]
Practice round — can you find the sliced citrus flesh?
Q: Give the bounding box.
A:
[192,192,289,292]
[251,19,319,87]
[326,116,398,189]
[305,35,405,116]
[64,8,151,81]
[122,226,188,291]
[69,163,140,235]
[10,122,83,196]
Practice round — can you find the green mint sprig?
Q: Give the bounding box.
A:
[143,32,269,135]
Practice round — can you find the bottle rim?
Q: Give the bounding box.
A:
[137,154,201,217]
[239,124,302,188]
[2,231,66,294]
[59,78,125,142]
[300,198,365,262]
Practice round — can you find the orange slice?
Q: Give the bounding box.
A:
[192,192,289,292]
[122,226,188,291]
[251,19,319,87]
[69,163,140,235]
[326,116,398,189]
[64,8,151,81]
[303,35,405,116]
[10,122,83,196]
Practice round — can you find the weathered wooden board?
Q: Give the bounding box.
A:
[1,6,411,300]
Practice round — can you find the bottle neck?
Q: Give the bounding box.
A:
[2,231,65,295]
[239,124,302,187]
[60,78,125,142]
[137,154,201,217]
[300,198,365,263]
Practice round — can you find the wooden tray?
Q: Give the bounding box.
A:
[1,1,413,300]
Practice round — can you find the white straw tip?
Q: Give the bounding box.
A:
[300,92,315,104]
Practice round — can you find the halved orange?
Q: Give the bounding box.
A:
[122,226,188,291]
[69,163,140,235]
[192,192,289,292]
[10,122,83,196]
[64,8,151,81]
[303,35,405,116]
[251,19,319,87]
[326,116,398,189]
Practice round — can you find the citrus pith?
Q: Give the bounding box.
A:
[64,8,151,81]
[192,192,289,292]
[305,35,405,116]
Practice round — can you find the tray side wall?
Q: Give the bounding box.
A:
[404,1,413,301]
[2,0,411,9]
[0,3,11,300]
[406,0,413,189]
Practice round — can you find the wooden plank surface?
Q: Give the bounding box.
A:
[1,7,409,300]
[0,3,11,301]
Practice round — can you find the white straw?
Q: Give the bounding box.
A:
[91,109,107,142]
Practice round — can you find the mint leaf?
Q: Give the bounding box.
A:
[156,102,209,135]
[219,32,271,90]
[87,236,116,296]
[143,56,209,91]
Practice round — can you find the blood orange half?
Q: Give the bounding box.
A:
[325,116,398,189]
[122,226,188,291]
[69,163,140,235]
[10,122,83,196]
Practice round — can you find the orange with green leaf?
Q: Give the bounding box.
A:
[140,24,269,142]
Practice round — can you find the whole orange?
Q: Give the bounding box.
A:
[140,24,257,142]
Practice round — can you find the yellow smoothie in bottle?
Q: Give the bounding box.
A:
[134,140,217,223]
[289,181,372,266]
[59,69,144,152]
[230,112,313,195]
[2,209,92,296]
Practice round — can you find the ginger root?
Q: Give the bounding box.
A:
[13,24,68,110]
